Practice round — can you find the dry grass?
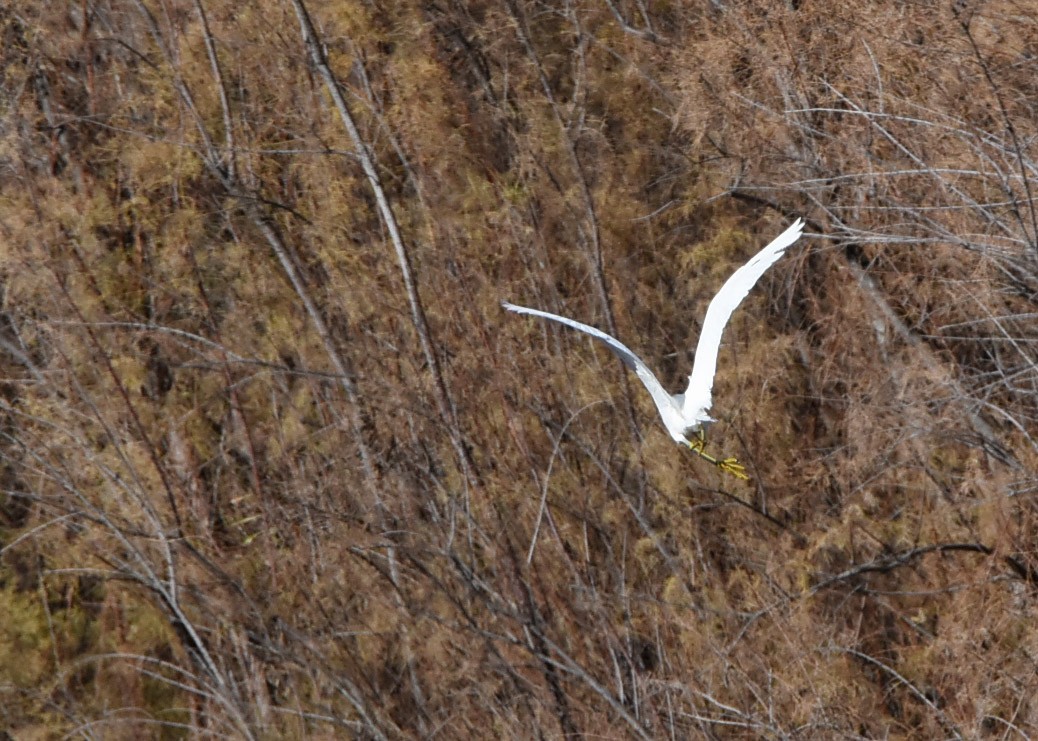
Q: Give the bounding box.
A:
[0,0,1036,737]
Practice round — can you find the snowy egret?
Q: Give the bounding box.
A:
[503,218,804,480]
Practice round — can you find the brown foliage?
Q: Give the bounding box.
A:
[0,0,1037,737]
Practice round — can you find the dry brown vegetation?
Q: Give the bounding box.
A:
[1,0,1037,737]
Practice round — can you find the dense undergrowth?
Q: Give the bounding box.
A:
[1,0,1037,737]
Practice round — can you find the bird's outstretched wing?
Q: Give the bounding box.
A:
[681,218,805,422]
[502,302,676,424]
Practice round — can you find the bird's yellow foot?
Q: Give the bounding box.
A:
[717,457,749,480]
[684,439,749,481]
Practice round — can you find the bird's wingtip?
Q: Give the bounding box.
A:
[775,217,805,246]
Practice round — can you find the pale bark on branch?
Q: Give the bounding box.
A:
[288,0,480,494]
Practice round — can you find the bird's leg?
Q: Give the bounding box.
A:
[684,434,749,481]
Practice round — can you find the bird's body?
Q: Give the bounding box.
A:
[503,218,805,478]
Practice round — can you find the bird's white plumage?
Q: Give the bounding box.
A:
[681,217,805,424]
[503,218,804,446]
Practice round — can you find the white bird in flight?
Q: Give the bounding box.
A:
[503,218,804,479]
